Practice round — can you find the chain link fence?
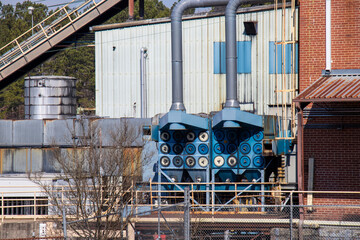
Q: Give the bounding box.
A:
[184,205,360,240]
[1,187,360,240]
[141,189,360,240]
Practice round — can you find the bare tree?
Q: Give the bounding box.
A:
[30,118,153,239]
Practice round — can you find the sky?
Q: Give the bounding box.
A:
[1,0,178,8]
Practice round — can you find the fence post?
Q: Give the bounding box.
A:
[1,192,4,222]
[184,187,190,240]
[62,207,67,240]
[34,192,37,221]
[224,230,230,240]
[157,163,161,239]
[290,192,293,240]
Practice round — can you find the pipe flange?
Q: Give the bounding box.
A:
[253,156,264,167]
[160,156,170,167]
[198,157,209,168]
[227,156,237,167]
[186,156,196,168]
[253,143,263,155]
[173,156,183,167]
[173,143,184,154]
[160,143,170,154]
[185,143,196,154]
[240,143,250,154]
[240,156,250,168]
[214,156,225,167]
[160,131,170,142]
[214,143,225,154]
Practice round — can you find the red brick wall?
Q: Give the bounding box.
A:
[298,0,360,220]
[303,125,360,192]
[303,198,360,221]
[299,0,360,91]
[302,112,360,220]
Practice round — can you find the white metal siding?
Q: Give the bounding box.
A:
[95,8,298,118]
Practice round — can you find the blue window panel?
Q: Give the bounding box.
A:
[295,43,299,73]
[269,41,298,74]
[269,41,282,74]
[220,42,226,74]
[214,41,251,74]
[213,42,222,74]
[237,41,251,73]
[213,42,226,74]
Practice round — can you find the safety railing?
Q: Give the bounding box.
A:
[0,0,103,71]
[1,183,360,223]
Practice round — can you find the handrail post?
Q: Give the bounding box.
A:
[39,24,49,38]
[34,192,37,221]
[135,189,138,215]
[191,183,194,208]
[1,192,4,222]
[149,179,153,210]
[63,8,74,23]
[290,191,293,240]
[184,187,190,240]
[14,40,25,55]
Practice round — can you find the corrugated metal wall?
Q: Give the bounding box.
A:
[0,118,153,174]
[95,7,298,118]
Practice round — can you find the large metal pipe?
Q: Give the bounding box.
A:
[224,0,261,108]
[170,0,230,112]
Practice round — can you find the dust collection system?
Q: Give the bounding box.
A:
[150,0,293,208]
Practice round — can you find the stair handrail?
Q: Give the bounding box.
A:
[0,0,103,71]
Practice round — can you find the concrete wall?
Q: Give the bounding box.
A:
[0,222,58,239]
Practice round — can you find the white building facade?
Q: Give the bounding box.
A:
[94,5,298,118]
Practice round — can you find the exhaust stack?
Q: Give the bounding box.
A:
[224,0,260,108]
[170,0,230,112]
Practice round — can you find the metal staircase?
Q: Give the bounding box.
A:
[0,0,127,89]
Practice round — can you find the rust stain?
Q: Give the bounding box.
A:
[295,75,360,102]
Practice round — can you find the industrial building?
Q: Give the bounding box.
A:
[294,0,360,218]
[0,0,359,239]
[93,4,298,118]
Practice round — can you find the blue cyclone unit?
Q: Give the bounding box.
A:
[155,111,210,188]
[152,108,291,193]
[158,128,210,183]
[210,108,266,191]
[212,127,265,183]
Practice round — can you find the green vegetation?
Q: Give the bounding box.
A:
[0,0,171,119]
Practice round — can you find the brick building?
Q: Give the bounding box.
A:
[295,0,360,220]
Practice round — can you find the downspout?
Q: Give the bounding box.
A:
[224,0,260,108]
[140,47,148,118]
[170,0,231,112]
[325,0,331,72]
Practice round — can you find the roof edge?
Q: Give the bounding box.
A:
[321,69,360,76]
[91,3,294,32]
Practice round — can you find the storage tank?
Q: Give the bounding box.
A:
[24,76,77,119]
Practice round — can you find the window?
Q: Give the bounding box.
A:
[214,41,251,74]
[269,41,298,74]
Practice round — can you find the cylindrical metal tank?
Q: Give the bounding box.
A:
[24,76,77,119]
